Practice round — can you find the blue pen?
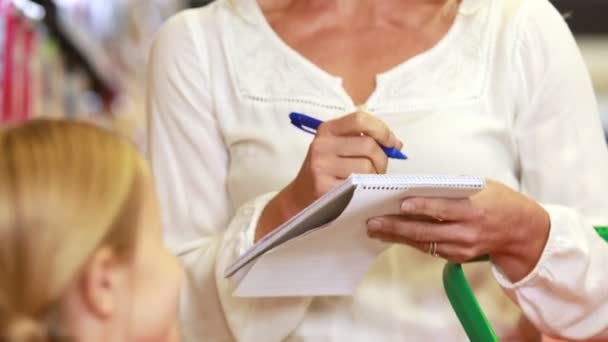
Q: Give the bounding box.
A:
[289,112,408,160]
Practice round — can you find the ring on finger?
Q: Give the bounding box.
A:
[428,241,439,257]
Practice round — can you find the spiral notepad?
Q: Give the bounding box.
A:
[225,174,485,297]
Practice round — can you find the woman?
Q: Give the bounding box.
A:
[147,0,608,340]
[0,120,182,341]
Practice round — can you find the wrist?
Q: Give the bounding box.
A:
[254,182,303,241]
[491,202,551,282]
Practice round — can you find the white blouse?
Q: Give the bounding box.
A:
[146,0,608,340]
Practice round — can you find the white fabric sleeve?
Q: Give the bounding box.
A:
[146,11,310,342]
[493,0,608,339]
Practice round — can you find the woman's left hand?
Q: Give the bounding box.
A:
[366,180,551,282]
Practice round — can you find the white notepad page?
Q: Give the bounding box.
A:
[227,174,485,298]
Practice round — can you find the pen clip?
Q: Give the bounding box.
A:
[289,113,318,135]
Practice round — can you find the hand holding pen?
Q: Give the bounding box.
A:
[290,112,407,160]
[255,111,406,241]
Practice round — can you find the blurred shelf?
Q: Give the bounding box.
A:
[552,0,608,34]
[577,36,608,93]
[55,14,123,91]
[599,96,608,128]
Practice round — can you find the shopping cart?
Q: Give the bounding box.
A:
[443,226,608,342]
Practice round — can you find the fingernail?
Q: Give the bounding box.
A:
[395,137,404,150]
[387,132,403,149]
[367,219,383,231]
[401,201,416,212]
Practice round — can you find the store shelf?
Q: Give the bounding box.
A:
[598,96,608,135]
[578,36,608,93]
[11,0,45,21]
[552,0,608,34]
[577,37,608,140]
[55,14,122,91]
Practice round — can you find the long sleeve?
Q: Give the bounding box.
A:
[493,0,608,339]
[146,11,310,342]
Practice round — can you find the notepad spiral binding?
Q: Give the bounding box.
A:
[362,186,410,190]
[355,175,485,191]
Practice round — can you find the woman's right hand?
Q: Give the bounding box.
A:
[255,112,403,241]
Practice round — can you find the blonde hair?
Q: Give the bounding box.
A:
[0,120,143,341]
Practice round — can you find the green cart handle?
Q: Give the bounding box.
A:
[443,226,608,342]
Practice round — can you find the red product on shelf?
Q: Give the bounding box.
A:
[1,0,16,123]
[20,21,35,122]
[1,1,38,124]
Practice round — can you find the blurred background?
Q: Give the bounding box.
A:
[1,0,607,151]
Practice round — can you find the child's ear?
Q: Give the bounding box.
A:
[78,246,127,319]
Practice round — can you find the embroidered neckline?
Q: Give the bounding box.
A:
[225,0,496,113]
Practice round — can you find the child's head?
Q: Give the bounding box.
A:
[0,120,182,342]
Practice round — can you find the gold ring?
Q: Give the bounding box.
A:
[428,241,438,257]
